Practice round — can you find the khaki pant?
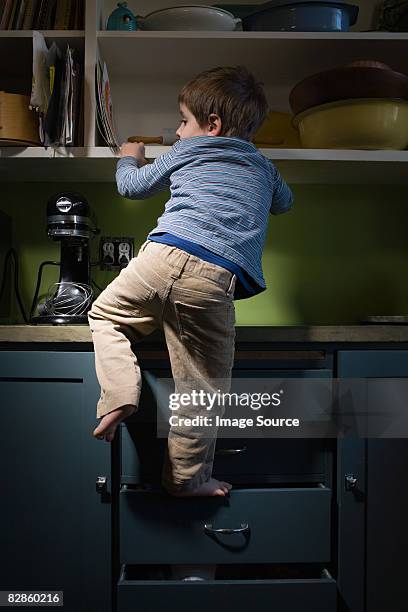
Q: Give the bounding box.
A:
[87,240,236,494]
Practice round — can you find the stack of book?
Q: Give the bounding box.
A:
[43,43,84,146]
[0,0,84,30]
[29,32,84,146]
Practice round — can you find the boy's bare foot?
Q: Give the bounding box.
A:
[170,477,232,497]
[93,404,136,442]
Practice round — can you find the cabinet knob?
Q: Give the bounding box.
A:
[96,475,108,494]
[345,473,358,491]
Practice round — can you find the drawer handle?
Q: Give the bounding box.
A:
[204,523,249,535]
[216,447,247,455]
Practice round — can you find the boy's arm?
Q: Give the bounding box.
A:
[269,164,294,215]
[116,156,171,199]
[115,141,178,200]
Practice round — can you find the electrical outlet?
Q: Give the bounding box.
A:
[99,237,134,270]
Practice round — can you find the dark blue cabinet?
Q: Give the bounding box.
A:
[0,351,111,612]
[337,350,408,612]
[2,344,407,612]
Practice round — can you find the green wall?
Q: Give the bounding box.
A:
[1,181,408,325]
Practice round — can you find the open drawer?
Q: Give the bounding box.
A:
[120,367,333,486]
[120,486,332,565]
[117,564,337,612]
[120,426,333,485]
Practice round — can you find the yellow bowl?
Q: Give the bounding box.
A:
[293,98,408,150]
[253,111,301,148]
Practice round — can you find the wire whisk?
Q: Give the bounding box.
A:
[43,282,93,316]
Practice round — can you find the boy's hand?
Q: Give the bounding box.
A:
[119,141,148,165]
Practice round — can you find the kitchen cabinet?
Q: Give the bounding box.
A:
[0,351,111,612]
[0,0,407,182]
[117,349,337,611]
[336,350,408,612]
[1,340,408,610]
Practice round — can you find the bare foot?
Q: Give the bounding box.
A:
[93,404,136,442]
[170,477,232,497]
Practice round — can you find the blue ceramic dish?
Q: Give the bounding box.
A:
[106,2,138,31]
[241,0,359,31]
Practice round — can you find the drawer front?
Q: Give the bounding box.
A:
[121,427,332,485]
[337,350,408,377]
[120,487,331,564]
[117,568,337,612]
[121,368,333,485]
[214,438,331,483]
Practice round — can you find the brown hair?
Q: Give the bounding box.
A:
[178,66,269,141]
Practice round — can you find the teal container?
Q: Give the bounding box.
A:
[106,2,137,31]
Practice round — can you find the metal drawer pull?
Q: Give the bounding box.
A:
[204,523,249,535]
[216,447,247,455]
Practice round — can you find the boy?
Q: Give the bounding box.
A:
[88,66,293,497]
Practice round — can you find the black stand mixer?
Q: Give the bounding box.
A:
[31,191,99,325]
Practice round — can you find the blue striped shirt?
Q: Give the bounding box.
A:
[116,135,293,297]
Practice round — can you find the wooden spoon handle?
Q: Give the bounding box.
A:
[127,136,163,144]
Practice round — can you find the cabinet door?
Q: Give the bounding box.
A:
[0,351,111,612]
[337,350,408,612]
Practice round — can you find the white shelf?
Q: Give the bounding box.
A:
[0,147,114,182]
[1,147,407,183]
[0,1,406,184]
[0,30,84,37]
[97,31,408,40]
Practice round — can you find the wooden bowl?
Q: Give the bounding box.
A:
[289,62,408,115]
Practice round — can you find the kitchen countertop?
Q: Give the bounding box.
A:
[1,324,408,344]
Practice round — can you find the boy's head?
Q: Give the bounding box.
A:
[177,66,268,141]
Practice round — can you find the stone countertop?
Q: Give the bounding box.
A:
[1,324,408,344]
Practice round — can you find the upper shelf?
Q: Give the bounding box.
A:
[1,147,407,184]
[0,30,84,36]
[97,31,408,39]
[0,23,407,183]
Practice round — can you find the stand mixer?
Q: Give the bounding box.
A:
[31,191,99,325]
